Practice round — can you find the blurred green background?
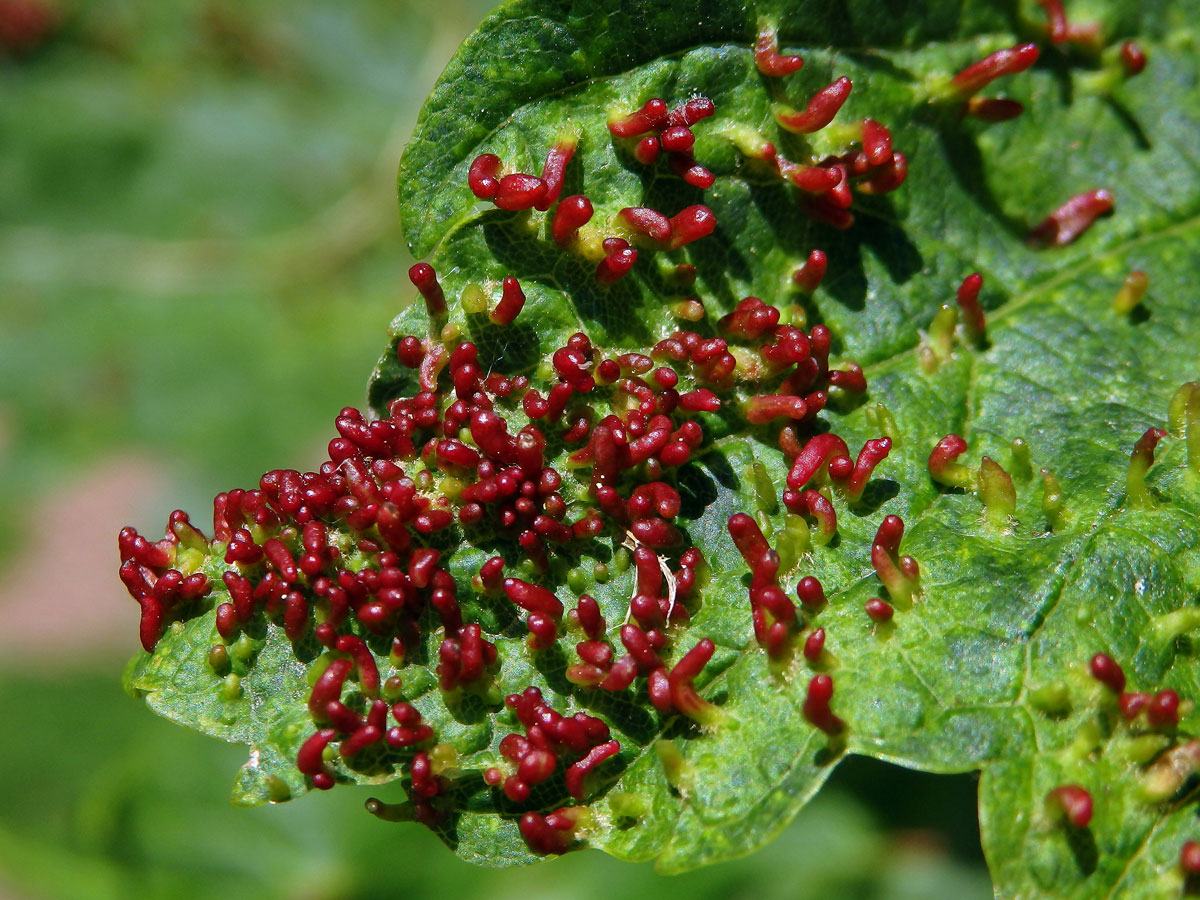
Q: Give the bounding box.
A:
[0,1,991,896]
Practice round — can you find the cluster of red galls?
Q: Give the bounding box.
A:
[773,90,905,231]
[1090,653,1182,730]
[121,228,905,858]
[464,95,717,288]
[738,33,907,230]
[484,686,619,805]
[118,36,946,857]
[724,505,920,737]
[1044,652,1193,852]
[117,303,759,852]
[607,96,716,187]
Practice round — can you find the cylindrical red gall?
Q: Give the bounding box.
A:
[552,195,594,247]
[754,24,804,77]
[950,43,1039,98]
[503,578,564,618]
[1088,653,1125,694]
[792,249,827,292]
[1028,189,1114,248]
[776,77,852,134]
[607,98,668,138]
[490,276,526,326]
[667,206,716,249]
[803,674,844,735]
[494,173,549,211]
[408,263,446,316]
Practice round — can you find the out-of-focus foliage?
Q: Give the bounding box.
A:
[0,0,491,554]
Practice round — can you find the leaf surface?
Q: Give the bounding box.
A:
[126,0,1200,895]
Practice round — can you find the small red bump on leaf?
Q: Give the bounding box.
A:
[565,740,621,798]
[519,811,573,855]
[411,751,440,798]
[309,658,353,720]
[1127,426,1169,507]
[786,434,850,490]
[647,666,674,714]
[669,153,715,189]
[478,557,505,592]
[668,638,718,723]
[929,434,973,488]
[745,394,808,424]
[336,634,380,696]
[665,97,715,128]
[633,135,660,165]
[297,728,338,790]
[653,366,678,388]
[1046,784,1093,828]
[679,389,721,412]
[779,160,842,193]
[1120,41,1146,76]
[630,517,681,549]
[503,578,564,618]
[215,602,237,640]
[803,628,825,662]
[796,576,827,610]
[857,150,907,195]
[1089,653,1126,694]
[728,513,772,572]
[1181,841,1200,875]
[396,335,424,368]
[659,125,695,153]
[1028,189,1115,248]
[620,623,662,673]
[1149,690,1181,729]
[827,364,866,394]
[871,514,919,606]
[325,700,364,736]
[468,153,502,199]
[865,597,894,622]
[618,207,673,244]
[1120,691,1151,719]
[1036,0,1068,43]
[1132,427,1168,466]
[596,246,638,284]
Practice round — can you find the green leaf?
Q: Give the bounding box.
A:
[125,0,1200,895]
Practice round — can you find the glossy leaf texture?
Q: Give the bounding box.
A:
[124,0,1200,895]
